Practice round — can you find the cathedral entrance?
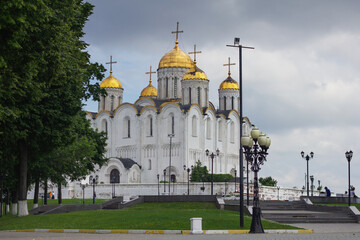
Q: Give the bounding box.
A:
[110,169,120,183]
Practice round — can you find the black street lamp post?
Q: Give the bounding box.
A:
[277,186,280,200]
[92,178,96,204]
[246,159,250,206]
[163,169,166,194]
[310,175,314,197]
[301,151,314,198]
[157,174,160,196]
[227,37,254,228]
[241,126,271,233]
[345,150,353,206]
[80,181,88,205]
[89,175,98,204]
[234,169,237,194]
[187,167,191,195]
[168,134,175,195]
[206,149,220,196]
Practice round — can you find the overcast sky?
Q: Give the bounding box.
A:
[83,0,360,194]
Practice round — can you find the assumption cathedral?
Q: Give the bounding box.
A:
[84,23,253,186]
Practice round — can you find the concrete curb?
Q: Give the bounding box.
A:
[13,229,314,234]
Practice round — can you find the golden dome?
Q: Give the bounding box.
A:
[219,76,239,90]
[182,64,208,80]
[140,81,158,97]
[158,43,194,69]
[100,71,123,89]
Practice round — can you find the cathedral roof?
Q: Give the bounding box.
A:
[115,157,142,169]
[219,76,239,90]
[158,43,193,69]
[182,64,208,80]
[100,71,123,89]
[140,81,158,98]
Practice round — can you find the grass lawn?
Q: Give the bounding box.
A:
[0,202,299,230]
[26,198,108,210]
[314,202,360,211]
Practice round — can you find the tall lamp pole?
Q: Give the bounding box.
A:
[163,169,166,193]
[206,149,220,196]
[157,174,160,196]
[301,151,314,198]
[168,134,175,195]
[227,37,254,228]
[345,150,353,206]
[310,175,314,197]
[241,126,271,233]
[234,169,237,194]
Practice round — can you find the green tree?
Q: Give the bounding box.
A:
[190,161,209,182]
[259,176,278,186]
[0,0,105,216]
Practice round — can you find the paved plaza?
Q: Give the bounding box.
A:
[1,224,360,240]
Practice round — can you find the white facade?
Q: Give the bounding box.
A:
[84,36,253,186]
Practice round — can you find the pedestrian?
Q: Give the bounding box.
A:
[49,191,52,199]
[52,191,55,199]
[93,192,96,203]
[350,187,357,198]
[324,186,331,197]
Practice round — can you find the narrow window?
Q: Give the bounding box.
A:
[105,121,108,134]
[148,159,152,170]
[174,77,177,98]
[231,96,234,110]
[189,88,191,104]
[192,116,197,137]
[224,97,227,110]
[230,121,235,143]
[150,117,153,136]
[110,95,114,111]
[197,87,200,105]
[206,118,211,139]
[102,96,106,110]
[128,119,131,138]
[166,77,169,98]
[171,115,175,135]
[118,96,121,106]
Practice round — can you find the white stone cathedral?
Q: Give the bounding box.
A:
[85,24,253,186]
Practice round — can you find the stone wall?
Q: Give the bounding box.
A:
[27,182,309,201]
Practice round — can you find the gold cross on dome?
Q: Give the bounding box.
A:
[106,55,117,73]
[171,22,183,44]
[188,44,202,64]
[223,57,235,77]
[145,66,156,84]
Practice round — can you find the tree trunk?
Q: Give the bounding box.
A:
[18,140,29,216]
[33,178,39,209]
[58,183,62,204]
[0,175,3,217]
[11,190,18,215]
[44,180,48,205]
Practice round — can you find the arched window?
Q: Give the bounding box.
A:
[218,120,223,141]
[102,95,106,110]
[224,97,227,110]
[123,117,131,138]
[231,96,234,110]
[192,115,197,137]
[118,96,122,106]
[147,115,153,137]
[230,121,235,143]
[110,169,120,183]
[197,87,201,105]
[101,119,108,134]
[110,95,114,111]
[168,114,175,135]
[206,118,211,139]
[166,77,169,98]
[189,88,192,104]
[174,77,177,98]
[148,159,152,170]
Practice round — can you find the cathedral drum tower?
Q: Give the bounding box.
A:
[218,57,240,112]
[157,22,193,100]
